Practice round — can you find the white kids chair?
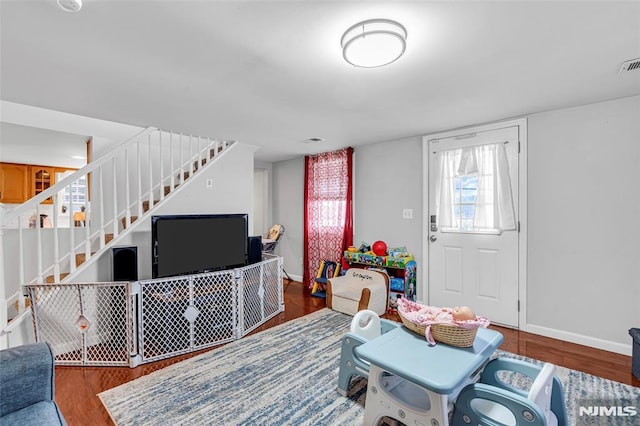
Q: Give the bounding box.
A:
[336,310,401,396]
[326,268,389,316]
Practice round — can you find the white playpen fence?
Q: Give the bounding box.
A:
[26,255,284,367]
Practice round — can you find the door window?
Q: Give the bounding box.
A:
[454,175,479,231]
[434,143,516,234]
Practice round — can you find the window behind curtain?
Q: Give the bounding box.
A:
[303,147,353,288]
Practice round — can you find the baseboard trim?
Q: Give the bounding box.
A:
[285,273,303,283]
[523,323,632,356]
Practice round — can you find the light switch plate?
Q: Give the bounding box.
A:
[402,209,413,219]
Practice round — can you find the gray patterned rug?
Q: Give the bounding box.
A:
[99,309,639,425]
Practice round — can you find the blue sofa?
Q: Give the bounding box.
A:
[0,342,67,425]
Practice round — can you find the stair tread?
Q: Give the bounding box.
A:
[164,183,181,195]
[142,200,160,213]
[13,298,31,312]
[45,272,70,283]
[76,252,96,263]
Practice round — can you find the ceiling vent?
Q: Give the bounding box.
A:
[619,58,640,73]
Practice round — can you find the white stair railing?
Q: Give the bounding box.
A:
[1,128,233,339]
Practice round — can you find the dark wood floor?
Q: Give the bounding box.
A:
[54,280,639,426]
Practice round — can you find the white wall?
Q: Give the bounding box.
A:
[353,137,424,293]
[253,170,265,236]
[525,95,640,354]
[271,95,640,355]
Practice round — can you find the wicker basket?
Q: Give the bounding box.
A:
[399,311,478,348]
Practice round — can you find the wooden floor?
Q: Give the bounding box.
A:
[54,280,639,426]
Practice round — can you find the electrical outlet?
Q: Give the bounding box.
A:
[206,179,213,188]
[402,209,413,219]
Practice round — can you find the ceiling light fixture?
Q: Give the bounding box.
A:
[341,19,407,68]
[57,0,83,12]
[301,137,325,144]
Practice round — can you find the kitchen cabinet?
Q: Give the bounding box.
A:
[30,166,56,203]
[0,163,29,204]
[0,163,29,203]
[0,162,78,205]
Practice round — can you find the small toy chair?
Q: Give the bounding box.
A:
[337,310,401,396]
[452,357,568,426]
[326,268,389,316]
[310,260,340,298]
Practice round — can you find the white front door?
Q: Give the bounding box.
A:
[426,124,521,327]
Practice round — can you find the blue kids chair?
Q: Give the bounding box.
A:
[451,357,568,426]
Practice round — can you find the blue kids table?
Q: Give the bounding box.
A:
[357,325,504,426]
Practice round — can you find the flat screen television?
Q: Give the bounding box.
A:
[152,213,248,278]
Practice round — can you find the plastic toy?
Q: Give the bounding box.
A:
[311,259,340,298]
[372,240,387,256]
[358,242,371,253]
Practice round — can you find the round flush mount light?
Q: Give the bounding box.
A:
[301,137,325,144]
[57,0,83,12]
[341,19,407,68]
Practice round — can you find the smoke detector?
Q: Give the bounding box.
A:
[57,0,82,12]
[619,58,640,74]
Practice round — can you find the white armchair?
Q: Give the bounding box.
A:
[326,268,389,316]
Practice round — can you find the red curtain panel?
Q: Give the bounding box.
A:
[303,147,354,288]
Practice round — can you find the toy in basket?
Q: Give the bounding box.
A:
[396,298,490,347]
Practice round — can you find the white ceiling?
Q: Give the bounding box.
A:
[0,122,88,169]
[1,1,639,162]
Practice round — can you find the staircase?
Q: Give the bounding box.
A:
[0,127,234,346]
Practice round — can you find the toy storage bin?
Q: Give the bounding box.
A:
[630,328,640,380]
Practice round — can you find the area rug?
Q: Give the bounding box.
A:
[99,309,639,426]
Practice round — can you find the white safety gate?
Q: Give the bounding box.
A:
[27,256,284,367]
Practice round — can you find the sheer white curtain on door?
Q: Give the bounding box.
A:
[434,149,459,228]
[434,142,516,232]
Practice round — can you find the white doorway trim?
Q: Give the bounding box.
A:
[421,117,528,329]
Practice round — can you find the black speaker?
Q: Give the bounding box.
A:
[113,246,138,281]
[248,236,262,264]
